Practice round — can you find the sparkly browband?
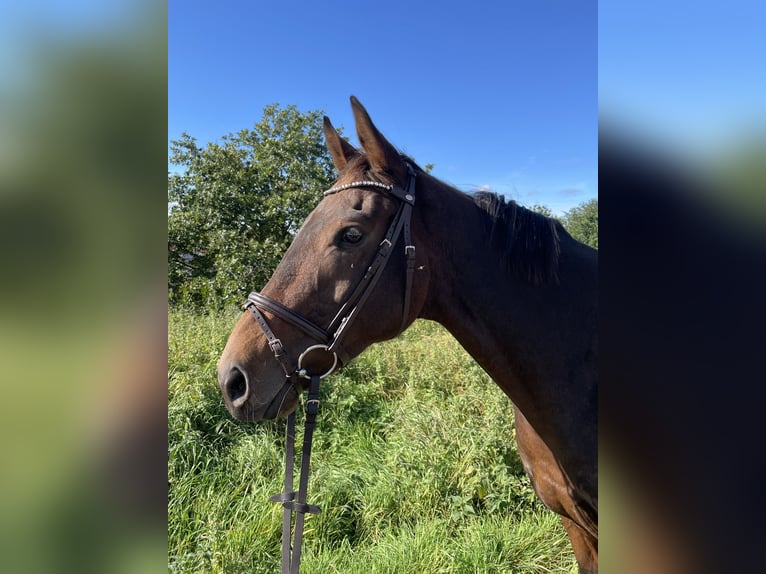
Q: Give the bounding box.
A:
[323,180,394,196]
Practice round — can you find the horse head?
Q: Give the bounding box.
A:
[217,97,430,421]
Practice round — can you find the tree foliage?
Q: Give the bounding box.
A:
[168,104,336,309]
[562,198,598,249]
[528,200,597,248]
[528,203,554,217]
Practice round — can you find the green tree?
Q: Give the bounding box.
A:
[562,199,598,249]
[528,203,554,217]
[168,104,336,309]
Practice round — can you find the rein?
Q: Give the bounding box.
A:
[243,163,417,573]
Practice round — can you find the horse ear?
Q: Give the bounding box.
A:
[350,96,407,183]
[323,116,359,171]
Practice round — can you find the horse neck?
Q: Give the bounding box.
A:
[416,177,597,459]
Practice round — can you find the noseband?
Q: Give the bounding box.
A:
[242,163,417,574]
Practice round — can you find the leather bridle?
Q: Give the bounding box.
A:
[242,162,417,574]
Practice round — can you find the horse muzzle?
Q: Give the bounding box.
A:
[218,361,299,421]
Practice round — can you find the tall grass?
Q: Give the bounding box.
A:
[169,310,576,573]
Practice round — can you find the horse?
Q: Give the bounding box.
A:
[218,96,598,573]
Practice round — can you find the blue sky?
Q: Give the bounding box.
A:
[599,1,765,157]
[169,1,597,215]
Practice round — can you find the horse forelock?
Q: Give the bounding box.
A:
[471,191,561,286]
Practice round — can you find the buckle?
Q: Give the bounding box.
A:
[405,245,416,256]
[269,338,285,356]
[305,398,321,416]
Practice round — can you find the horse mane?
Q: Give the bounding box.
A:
[472,191,560,285]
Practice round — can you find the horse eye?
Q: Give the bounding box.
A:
[342,227,363,244]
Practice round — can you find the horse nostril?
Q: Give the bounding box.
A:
[224,367,248,405]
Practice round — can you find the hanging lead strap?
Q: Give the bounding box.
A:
[269,375,322,574]
[289,374,321,573]
[274,412,295,573]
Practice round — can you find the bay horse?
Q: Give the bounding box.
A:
[218,97,597,573]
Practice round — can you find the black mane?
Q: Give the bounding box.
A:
[472,191,560,285]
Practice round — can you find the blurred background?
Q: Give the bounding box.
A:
[1,0,763,572]
[0,1,167,572]
[599,2,765,573]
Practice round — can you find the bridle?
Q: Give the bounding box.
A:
[242,162,417,574]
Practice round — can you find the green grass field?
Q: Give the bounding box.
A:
[168,309,577,573]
